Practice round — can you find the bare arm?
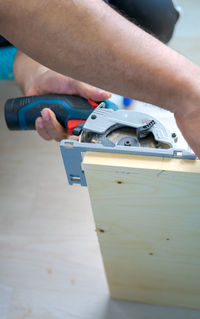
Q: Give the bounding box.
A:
[1,0,200,155]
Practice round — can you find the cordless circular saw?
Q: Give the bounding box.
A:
[4,94,196,186]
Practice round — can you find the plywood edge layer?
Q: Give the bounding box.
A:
[83,151,200,174]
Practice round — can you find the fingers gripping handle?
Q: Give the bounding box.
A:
[4,95,94,130]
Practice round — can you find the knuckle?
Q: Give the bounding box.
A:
[43,136,52,141]
[37,130,52,141]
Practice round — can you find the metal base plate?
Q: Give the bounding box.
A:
[60,140,196,186]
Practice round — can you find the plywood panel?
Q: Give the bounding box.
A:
[83,152,200,309]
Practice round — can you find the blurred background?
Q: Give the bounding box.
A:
[0,1,200,318]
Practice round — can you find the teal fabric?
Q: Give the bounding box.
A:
[0,47,17,80]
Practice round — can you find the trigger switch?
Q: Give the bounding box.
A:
[72,122,85,136]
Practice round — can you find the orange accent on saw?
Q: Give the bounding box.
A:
[88,99,99,109]
[67,119,86,136]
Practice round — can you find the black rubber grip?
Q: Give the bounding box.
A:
[4,95,93,130]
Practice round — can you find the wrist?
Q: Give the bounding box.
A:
[14,51,48,95]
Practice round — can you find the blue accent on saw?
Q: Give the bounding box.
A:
[18,99,92,130]
[18,98,120,130]
[105,100,120,111]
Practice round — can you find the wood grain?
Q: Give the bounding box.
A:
[83,152,200,309]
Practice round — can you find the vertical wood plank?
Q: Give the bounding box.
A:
[83,152,200,309]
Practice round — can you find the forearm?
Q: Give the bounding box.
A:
[1,0,200,115]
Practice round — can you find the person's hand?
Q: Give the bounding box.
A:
[14,52,112,141]
[30,68,111,142]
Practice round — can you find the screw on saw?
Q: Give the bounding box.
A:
[117,136,140,147]
[172,133,178,143]
[124,139,132,146]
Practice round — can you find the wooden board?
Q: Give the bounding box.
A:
[83,152,200,309]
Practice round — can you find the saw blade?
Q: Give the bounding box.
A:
[106,127,158,148]
[81,126,171,149]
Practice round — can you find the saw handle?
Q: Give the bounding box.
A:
[4,95,95,130]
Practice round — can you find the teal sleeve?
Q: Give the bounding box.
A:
[0,47,17,80]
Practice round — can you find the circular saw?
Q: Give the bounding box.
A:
[75,101,177,149]
[3,94,196,186]
[61,101,196,186]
